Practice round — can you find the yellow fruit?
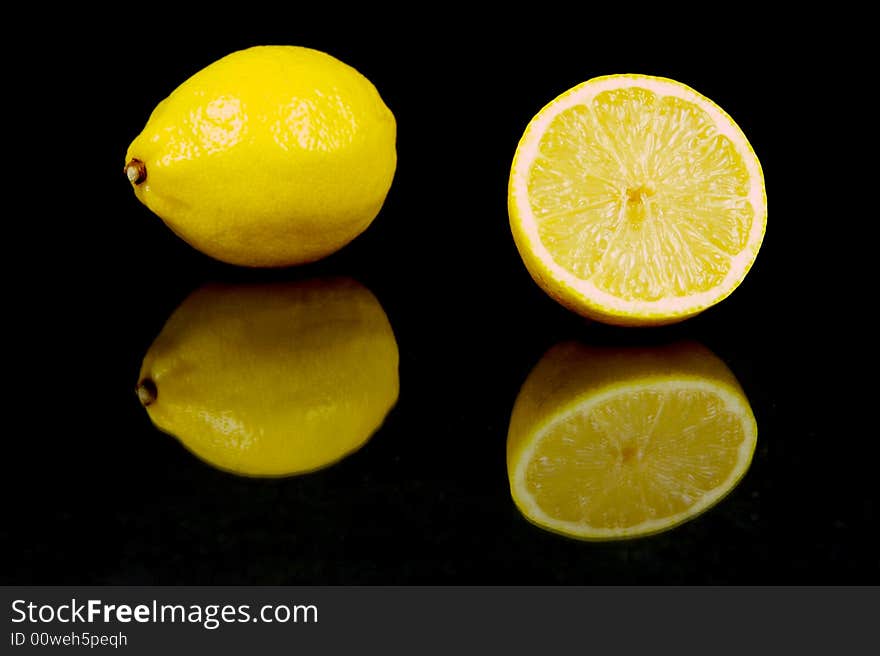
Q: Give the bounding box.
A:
[136,278,399,476]
[509,75,766,325]
[507,342,757,540]
[125,46,396,267]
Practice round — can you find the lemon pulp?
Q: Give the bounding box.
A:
[509,75,766,325]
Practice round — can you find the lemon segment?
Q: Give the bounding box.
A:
[509,75,766,325]
[507,343,757,540]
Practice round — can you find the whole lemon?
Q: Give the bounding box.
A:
[124,46,397,267]
[136,278,399,476]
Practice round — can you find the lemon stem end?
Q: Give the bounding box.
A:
[136,379,157,407]
[125,159,146,185]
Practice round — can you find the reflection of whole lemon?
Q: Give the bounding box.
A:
[124,46,396,267]
[136,278,399,476]
[508,342,757,540]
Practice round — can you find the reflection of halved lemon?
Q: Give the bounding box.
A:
[509,75,767,326]
[136,278,398,476]
[507,342,757,540]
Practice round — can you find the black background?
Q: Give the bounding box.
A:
[5,14,873,584]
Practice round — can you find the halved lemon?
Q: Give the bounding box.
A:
[507,342,757,540]
[509,75,766,325]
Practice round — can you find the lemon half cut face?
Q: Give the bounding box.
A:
[509,75,767,325]
[136,278,399,477]
[507,342,757,540]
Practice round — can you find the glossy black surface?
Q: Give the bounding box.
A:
[5,17,874,584]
